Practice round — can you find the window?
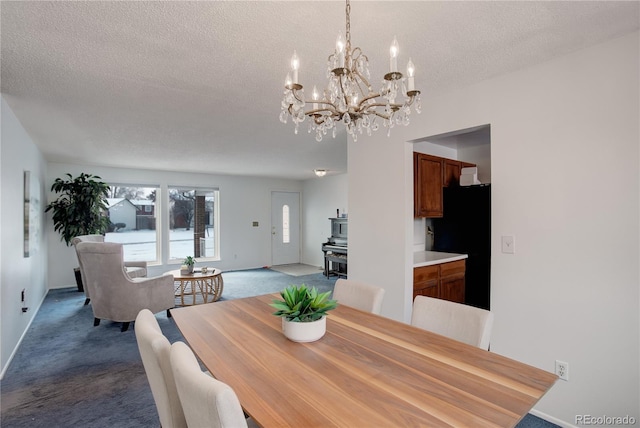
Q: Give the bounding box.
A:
[282,205,290,244]
[104,185,159,262]
[168,187,219,262]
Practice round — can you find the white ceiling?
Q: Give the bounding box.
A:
[2,1,638,180]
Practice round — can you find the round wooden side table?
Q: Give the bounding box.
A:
[168,268,223,306]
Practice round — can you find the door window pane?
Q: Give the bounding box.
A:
[282,205,290,244]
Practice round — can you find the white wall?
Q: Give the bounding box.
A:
[413,141,457,159]
[1,97,48,377]
[349,32,639,425]
[349,128,415,321]
[301,173,348,269]
[46,163,304,287]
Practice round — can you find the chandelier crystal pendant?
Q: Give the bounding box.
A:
[280,0,421,142]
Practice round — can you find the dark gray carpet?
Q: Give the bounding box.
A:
[1,268,556,427]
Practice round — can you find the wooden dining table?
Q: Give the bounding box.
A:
[170,294,557,427]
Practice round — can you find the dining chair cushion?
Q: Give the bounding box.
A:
[135,309,187,428]
[170,341,248,428]
[411,295,494,350]
[333,278,385,314]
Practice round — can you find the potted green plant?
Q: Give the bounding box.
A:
[181,256,195,274]
[45,173,111,245]
[45,173,111,292]
[270,284,337,342]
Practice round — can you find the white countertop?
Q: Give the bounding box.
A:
[413,251,468,267]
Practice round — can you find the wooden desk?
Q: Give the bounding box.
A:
[171,294,556,427]
[167,269,223,306]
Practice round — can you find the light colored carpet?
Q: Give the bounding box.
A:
[269,263,323,276]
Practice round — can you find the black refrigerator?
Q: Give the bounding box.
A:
[433,184,491,310]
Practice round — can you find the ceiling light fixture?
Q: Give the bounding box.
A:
[314,169,328,177]
[280,0,421,143]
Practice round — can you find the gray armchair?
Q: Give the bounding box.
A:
[75,241,175,332]
[72,234,147,305]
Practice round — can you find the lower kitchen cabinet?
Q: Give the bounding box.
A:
[413,259,465,304]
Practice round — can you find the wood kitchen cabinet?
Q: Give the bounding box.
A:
[413,259,466,304]
[414,152,476,217]
[438,259,466,303]
[414,153,443,218]
[413,264,439,298]
[444,159,477,187]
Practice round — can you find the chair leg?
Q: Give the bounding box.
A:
[84,298,91,306]
[121,322,130,332]
[167,309,172,318]
[94,317,100,327]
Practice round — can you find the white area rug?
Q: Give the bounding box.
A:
[269,264,323,276]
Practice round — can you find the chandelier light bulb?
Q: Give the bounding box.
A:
[390,36,399,72]
[285,72,292,87]
[290,51,300,84]
[406,57,415,91]
[312,85,319,110]
[350,93,358,107]
[407,58,415,77]
[336,32,346,68]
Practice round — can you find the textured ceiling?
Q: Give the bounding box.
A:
[2,1,638,180]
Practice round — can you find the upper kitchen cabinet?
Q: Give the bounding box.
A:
[444,159,477,187]
[414,153,443,218]
[415,152,477,217]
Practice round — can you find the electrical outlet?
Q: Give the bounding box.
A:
[501,235,515,254]
[555,360,569,381]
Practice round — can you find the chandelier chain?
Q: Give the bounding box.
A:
[345,0,351,55]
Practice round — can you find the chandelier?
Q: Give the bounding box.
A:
[280,0,421,142]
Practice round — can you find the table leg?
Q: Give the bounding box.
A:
[216,275,224,301]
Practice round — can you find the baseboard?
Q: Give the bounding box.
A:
[0,290,48,380]
[530,408,577,428]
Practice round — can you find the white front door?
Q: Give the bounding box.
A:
[271,191,300,265]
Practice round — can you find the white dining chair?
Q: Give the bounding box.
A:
[411,295,494,350]
[333,278,385,315]
[170,341,254,428]
[135,309,187,428]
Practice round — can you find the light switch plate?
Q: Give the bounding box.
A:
[501,235,515,254]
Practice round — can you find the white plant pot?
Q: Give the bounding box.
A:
[282,317,326,343]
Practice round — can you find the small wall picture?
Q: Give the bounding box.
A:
[23,171,40,257]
